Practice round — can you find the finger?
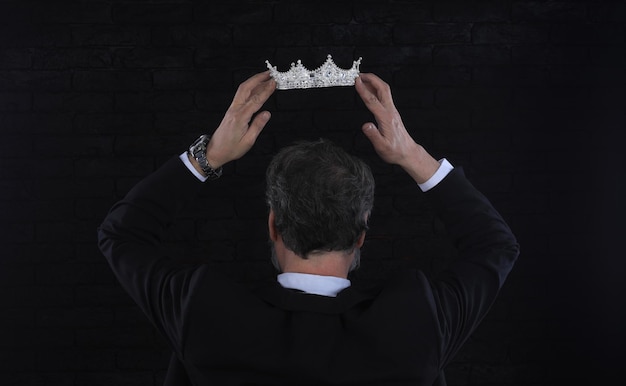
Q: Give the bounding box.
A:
[240,78,276,117]
[361,122,384,147]
[244,110,272,144]
[355,75,386,117]
[358,73,394,109]
[232,71,274,104]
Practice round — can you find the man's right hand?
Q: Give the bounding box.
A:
[355,73,440,184]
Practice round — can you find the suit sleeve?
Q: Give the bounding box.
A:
[425,167,520,369]
[97,156,209,357]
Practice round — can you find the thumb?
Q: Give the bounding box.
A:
[362,122,383,145]
[247,111,271,139]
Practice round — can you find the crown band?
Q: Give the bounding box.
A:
[266,55,362,90]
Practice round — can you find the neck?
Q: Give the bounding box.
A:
[274,244,355,279]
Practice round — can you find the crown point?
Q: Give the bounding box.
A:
[265,54,363,90]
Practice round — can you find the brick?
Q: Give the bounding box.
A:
[155,111,221,133]
[195,2,273,23]
[0,372,75,386]
[31,2,111,24]
[74,198,117,220]
[195,90,234,112]
[354,2,431,22]
[115,91,194,112]
[72,70,152,91]
[0,112,73,134]
[395,65,471,86]
[590,46,625,66]
[152,25,231,47]
[550,66,625,86]
[433,130,511,152]
[0,92,31,112]
[114,135,188,156]
[274,3,351,23]
[74,156,154,178]
[0,264,34,286]
[34,92,114,112]
[589,1,626,22]
[473,23,549,44]
[1,326,74,347]
[35,262,95,284]
[312,24,393,46]
[512,46,589,65]
[33,135,113,157]
[154,70,231,90]
[0,243,34,264]
[112,47,193,68]
[589,87,625,110]
[112,3,192,24]
[551,24,624,46]
[433,45,510,65]
[36,307,114,327]
[473,66,548,86]
[74,284,133,306]
[0,48,32,69]
[195,46,274,69]
[395,23,471,44]
[75,326,155,348]
[198,219,265,241]
[512,87,591,109]
[72,25,151,46]
[2,199,73,222]
[0,349,35,372]
[436,87,512,108]
[512,1,587,21]
[0,24,71,47]
[0,285,73,307]
[234,24,311,46]
[75,372,153,386]
[356,46,432,66]
[74,113,153,134]
[0,222,33,242]
[434,0,509,22]
[37,178,113,200]
[32,48,111,70]
[114,306,153,326]
[37,349,115,371]
[0,70,71,91]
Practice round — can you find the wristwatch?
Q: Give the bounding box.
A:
[188,134,223,180]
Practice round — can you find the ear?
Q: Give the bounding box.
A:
[356,231,366,248]
[268,209,278,242]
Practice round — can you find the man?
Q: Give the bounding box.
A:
[98,71,519,385]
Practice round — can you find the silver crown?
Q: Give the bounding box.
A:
[266,54,362,90]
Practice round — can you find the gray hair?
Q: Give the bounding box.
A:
[266,139,375,259]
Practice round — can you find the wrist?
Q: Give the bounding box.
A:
[400,145,440,184]
[188,134,223,180]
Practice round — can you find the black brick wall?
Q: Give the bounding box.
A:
[1,1,624,385]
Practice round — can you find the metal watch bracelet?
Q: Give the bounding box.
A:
[188,134,223,180]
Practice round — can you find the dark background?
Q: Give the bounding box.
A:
[1,1,624,385]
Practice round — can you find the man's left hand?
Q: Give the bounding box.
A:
[204,71,276,169]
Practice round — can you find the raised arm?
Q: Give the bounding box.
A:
[97,71,275,354]
[355,73,441,184]
[355,73,520,368]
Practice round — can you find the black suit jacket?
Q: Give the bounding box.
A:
[98,156,519,385]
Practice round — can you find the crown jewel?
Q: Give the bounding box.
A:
[266,55,362,90]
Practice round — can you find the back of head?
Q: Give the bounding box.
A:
[266,139,375,258]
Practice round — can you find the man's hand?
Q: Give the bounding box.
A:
[355,73,440,184]
[204,71,276,169]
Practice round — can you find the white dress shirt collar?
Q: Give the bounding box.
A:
[277,272,351,297]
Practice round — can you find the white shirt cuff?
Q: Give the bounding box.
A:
[417,158,454,192]
[179,152,209,182]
